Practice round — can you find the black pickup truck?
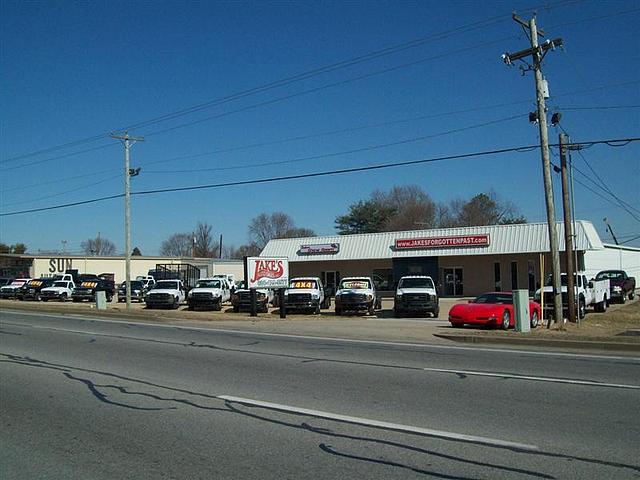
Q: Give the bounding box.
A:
[595,270,636,303]
[71,275,116,302]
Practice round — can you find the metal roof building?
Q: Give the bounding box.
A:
[260,221,633,297]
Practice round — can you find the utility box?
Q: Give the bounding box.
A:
[95,290,107,310]
[513,289,530,333]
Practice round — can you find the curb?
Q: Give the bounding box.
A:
[433,333,640,352]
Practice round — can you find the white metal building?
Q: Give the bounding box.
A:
[0,254,244,285]
[260,221,639,297]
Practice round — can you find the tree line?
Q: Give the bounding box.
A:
[3,185,525,258]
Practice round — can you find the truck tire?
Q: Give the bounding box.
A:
[233,305,239,313]
[578,297,586,319]
[314,303,320,315]
[433,307,440,318]
[335,307,342,316]
[630,290,635,300]
[215,298,222,311]
[595,297,607,313]
[621,292,627,304]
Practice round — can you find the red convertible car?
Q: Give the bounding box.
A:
[448,292,541,329]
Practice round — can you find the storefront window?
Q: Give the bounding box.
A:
[372,269,393,291]
[511,261,518,290]
[494,262,501,292]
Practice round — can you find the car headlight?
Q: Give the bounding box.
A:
[613,286,622,292]
[311,293,320,300]
[188,290,193,297]
[367,294,373,301]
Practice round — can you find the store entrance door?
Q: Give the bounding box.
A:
[443,267,464,296]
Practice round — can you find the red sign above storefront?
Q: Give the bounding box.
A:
[395,234,490,250]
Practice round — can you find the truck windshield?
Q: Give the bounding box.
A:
[595,271,623,281]
[53,281,68,288]
[398,278,434,289]
[195,280,222,289]
[290,280,317,289]
[154,281,179,289]
[339,279,371,289]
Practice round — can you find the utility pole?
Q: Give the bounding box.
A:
[503,14,564,327]
[111,131,144,309]
[559,133,576,323]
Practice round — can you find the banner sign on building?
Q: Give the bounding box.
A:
[395,234,490,250]
[299,243,340,255]
[247,257,289,289]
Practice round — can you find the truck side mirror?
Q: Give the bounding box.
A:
[588,281,594,289]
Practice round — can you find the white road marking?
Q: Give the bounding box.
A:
[422,367,640,390]
[218,395,539,451]
[2,309,639,362]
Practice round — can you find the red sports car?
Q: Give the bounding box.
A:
[448,292,541,329]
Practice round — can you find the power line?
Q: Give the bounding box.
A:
[3,137,637,217]
[145,114,525,174]
[0,0,597,165]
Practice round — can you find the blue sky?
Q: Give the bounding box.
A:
[1,0,639,254]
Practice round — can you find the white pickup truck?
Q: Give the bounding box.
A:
[535,272,610,319]
[40,280,75,302]
[393,275,439,318]
[187,277,231,311]
[284,277,329,314]
[145,279,186,309]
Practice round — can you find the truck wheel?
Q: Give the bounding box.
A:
[233,305,239,313]
[393,309,402,318]
[42,298,48,302]
[630,291,635,300]
[215,299,222,311]
[578,298,586,319]
[621,292,627,304]
[314,303,320,315]
[172,298,179,309]
[433,307,440,318]
[368,303,375,316]
[335,307,342,316]
[595,297,607,313]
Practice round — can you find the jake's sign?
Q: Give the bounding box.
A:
[395,234,490,250]
[247,257,289,289]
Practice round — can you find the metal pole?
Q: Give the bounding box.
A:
[559,133,576,323]
[111,132,144,309]
[124,135,132,309]
[530,17,564,328]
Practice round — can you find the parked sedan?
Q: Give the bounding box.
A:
[448,292,541,330]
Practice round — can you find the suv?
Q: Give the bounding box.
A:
[334,277,379,316]
[187,277,231,311]
[284,277,329,314]
[145,280,185,309]
[394,275,439,318]
[19,278,56,301]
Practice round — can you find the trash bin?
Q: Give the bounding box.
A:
[95,290,107,310]
[513,289,530,333]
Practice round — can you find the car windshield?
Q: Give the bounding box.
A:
[339,279,371,289]
[595,271,623,281]
[474,293,513,304]
[154,281,179,289]
[120,281,143,288]
[398,277,434,289]
[195,280,222,289]
[290,280,317,289]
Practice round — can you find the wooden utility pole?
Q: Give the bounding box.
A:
[503,15,564,327]
[559,133,576,323]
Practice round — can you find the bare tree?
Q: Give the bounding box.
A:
[81,235,116,256]
[372,185,437,231]
[249,212,314,248]
[193,222,219,257]
[159,233,192,257]
[439,191,526,227]
[228,243,262,259]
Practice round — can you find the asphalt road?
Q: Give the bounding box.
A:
[1,310,639,479]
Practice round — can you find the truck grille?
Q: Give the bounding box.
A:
[192,292,214,300]
[149,293,172,301]
[288,293,311,303]
[341,293,367,303]
[402,293,431,303]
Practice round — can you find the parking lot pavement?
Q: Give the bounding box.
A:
[3,296,638,352]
